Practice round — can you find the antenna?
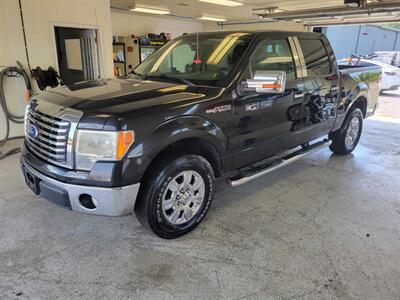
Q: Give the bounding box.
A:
[193,31,202,65]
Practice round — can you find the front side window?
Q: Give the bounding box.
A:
[133,33,252,86]
[298,39,331,76]
[249,39,296,80]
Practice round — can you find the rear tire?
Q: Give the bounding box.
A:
[329,108,363,155]
[135,154,215,239]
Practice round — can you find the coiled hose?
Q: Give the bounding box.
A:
[0,62,32,160]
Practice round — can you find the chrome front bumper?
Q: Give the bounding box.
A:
[21,160,140,216]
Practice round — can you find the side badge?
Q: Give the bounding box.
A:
[206,104,232,114]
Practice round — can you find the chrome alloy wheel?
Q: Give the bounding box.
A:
[345,116,360,148]
[162,170,205,225]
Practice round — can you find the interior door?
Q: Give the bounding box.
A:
[55,27,100,85]
[293,37,339,142]
[229,37,306,168]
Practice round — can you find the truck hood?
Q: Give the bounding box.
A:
[37,78,223,115]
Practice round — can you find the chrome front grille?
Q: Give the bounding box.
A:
[26,107,70,163]
[24,98,83,169]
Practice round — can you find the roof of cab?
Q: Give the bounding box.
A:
[181,30,324,39]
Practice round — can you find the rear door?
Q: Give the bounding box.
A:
[293,36,339,142]
[229,36,307,168]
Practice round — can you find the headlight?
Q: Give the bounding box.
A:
[75,130,134,171]
[24,104,30,137]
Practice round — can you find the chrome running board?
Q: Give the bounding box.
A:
[228,139,332,187]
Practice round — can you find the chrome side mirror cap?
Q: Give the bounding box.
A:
[244,71,286,94]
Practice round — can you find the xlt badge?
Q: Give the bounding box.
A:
[206,104,232,114]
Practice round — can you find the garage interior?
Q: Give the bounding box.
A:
[0,0,399,299]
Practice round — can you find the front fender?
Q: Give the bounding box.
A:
[121,116,228,183]
[145,116,227,157]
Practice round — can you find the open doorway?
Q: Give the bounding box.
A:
[54,26,100,85]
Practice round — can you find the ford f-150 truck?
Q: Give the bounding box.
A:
[21,31,380,238]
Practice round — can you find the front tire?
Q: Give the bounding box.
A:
[329,108,363,155]
[135,154,215,239]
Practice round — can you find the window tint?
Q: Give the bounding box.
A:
[249,39,295,80]
[134,33,252,86]
[298,39,331,76]
[158,43,196,73]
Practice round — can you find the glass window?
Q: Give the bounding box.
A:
[249,39,296,80]
[65,39,83,70]
[298,39,331,76]
[133,33,252,86]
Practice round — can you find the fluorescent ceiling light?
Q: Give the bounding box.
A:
[198,0,243,7]
[198,16,227,22]
[130,6,170,15]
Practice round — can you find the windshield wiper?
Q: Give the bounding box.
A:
[127,70,141,77]
[144,74,194,86]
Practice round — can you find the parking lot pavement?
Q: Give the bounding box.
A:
[374,88,400,121]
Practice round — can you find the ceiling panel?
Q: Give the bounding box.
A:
[110,0,400,25]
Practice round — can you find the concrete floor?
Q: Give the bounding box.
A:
[1,96,400,299]
[376,88,400,120]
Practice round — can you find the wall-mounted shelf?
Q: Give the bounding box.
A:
[112,42,126,77]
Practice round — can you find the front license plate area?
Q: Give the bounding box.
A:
[23,167,41,195]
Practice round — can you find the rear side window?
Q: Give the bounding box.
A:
[298,39,331,76]
[249,39,296,80]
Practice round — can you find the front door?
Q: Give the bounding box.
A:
[54,26,100,85]
[229,37,306,168]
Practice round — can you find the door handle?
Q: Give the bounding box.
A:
[294,92,304,99]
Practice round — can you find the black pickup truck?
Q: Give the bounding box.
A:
[21,31,380,238]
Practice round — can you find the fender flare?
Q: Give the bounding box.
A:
[126,116,228,174]
[332,83,369,132]
[343,83,369,115]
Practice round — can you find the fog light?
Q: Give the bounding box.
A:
[79,194,97,209]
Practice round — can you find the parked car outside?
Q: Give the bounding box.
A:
[339,58,400,92]
[365,51,400,68]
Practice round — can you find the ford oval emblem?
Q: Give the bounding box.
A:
[28,124,39,138]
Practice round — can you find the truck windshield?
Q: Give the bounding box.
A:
[132,33,252,86]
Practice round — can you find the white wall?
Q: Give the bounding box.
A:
[111,11,305,39]
[111,10,203,38]
[0,0,29,139]
[0,0,114,139]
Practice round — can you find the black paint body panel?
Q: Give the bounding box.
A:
[25,31,380,187]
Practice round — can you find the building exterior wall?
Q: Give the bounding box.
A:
[323,25,400,60]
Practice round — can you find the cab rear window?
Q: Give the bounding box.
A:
[298,39,331,76]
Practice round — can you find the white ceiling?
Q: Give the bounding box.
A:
[110,0,400,25]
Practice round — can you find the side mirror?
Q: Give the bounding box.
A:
[244,71,286,94]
